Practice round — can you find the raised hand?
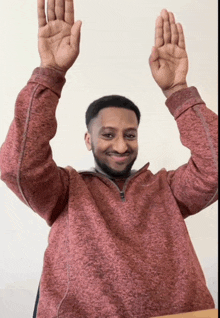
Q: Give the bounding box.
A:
[149,9,188,98]
[38,0,82,75]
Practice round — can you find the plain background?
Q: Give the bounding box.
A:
[0,0,218,316]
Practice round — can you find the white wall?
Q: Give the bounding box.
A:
[0,0,218,316]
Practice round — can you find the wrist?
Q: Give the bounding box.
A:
[40,64,67,77]
[163,83,188,99]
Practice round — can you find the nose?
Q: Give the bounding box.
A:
[112,136,128,154]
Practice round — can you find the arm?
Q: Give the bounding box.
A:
[0,0,82,225]
[149,9,218,217]
[166,87,218,218]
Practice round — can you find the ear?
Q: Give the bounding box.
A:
[85,132,92,151]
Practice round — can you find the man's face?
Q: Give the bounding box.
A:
[85,107,139,178]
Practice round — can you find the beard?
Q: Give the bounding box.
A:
[92,150,137,179]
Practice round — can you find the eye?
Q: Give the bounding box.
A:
[125,134,136,140]
[102,133,114,139]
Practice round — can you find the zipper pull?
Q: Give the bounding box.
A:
[120,191,125,200]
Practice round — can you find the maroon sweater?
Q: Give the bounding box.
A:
[0,67,218,318]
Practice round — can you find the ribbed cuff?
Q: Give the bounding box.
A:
[28,67,66,98]
[165,87,205,119]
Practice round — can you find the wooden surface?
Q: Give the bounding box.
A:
[152,309,218,318]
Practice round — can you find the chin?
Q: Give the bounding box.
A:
[95,155,136,179]
[107,167,130,178]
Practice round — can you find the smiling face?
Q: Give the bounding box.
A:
[85,107,139,178]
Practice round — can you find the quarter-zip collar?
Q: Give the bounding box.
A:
[79,163,150,202]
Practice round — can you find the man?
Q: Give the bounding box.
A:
[0,0,218,317]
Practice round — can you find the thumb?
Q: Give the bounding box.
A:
[149,46,160,73]
[70,20,82,48]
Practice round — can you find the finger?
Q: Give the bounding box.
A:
[55,0,65,20]
[155,16,163,48]
[161,9,171,44]
[47,0,56,21]
[169,12,178,45]
[70,20,82,48]
[177,23,186,49]
[65,0,74,25]
[38,0,47,27]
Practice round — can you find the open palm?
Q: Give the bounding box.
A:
[38,0,82,74]
[149,10,188,96]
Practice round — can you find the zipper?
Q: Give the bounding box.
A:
[118,173,136,202]
[97,174,131,202]
[106,178,126,202]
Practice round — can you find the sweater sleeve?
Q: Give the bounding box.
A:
[0,67,70,226]
[166,87,218,218]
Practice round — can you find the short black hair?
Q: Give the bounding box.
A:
[85,95,141,129]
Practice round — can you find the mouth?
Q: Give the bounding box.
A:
[107,153,130,164]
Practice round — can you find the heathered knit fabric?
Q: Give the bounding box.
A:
[0,67,218,318]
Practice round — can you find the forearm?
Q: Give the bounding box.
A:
[0,68,69,225]
[166,87,218,216]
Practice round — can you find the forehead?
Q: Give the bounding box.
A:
[92,107,138,129]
